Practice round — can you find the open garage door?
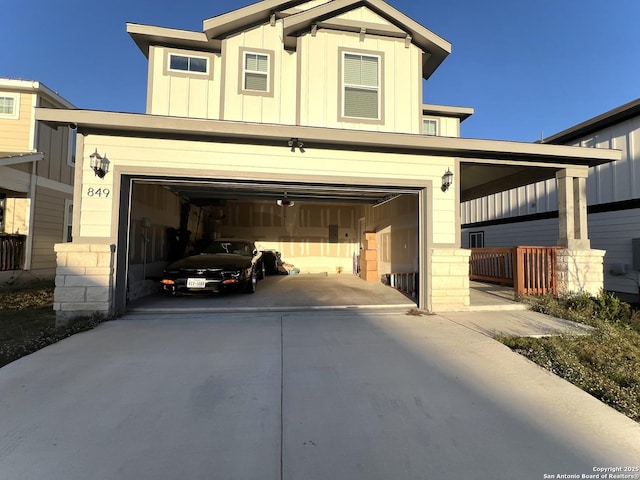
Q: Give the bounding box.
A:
[114,175,424,314]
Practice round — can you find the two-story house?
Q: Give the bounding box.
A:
[462,98,640,304]
[35,0,619,322]
[0,78,75,285]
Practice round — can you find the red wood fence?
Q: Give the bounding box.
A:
[470,247,559,296]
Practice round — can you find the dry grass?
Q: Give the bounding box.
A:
[0,281,103,368]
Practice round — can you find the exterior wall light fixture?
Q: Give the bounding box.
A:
[288,138,305,153]
[277,192,295,207]
[441,168,453,192]
[89,149,109,178]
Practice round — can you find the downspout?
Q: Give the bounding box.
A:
[23,83,40,271]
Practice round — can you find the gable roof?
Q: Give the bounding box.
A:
[129,0,451,79]
[0,78,75,109]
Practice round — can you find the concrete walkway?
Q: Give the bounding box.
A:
[1,310,638,480]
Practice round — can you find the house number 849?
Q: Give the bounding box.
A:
[86,188,110,198]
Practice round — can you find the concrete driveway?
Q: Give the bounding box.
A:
[1,310,639,480]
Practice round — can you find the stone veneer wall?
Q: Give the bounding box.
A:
[430,248,471,311]
[53,243,116,325]
[557,249,605,297]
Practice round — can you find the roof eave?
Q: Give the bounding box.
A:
[127,23,216,57]
[422,104,474,122]
[203,0,301,38]
[544,98,640,145]
[34,108,619,169]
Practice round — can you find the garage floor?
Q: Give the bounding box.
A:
[128,274,417,312]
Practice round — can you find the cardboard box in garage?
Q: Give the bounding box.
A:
[362,249,377,261]
[363,232,377,251]
[361,270,379,282]
[360,259,377,271]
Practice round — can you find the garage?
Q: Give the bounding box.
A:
[36,103,616,325]
[117,175,423,313]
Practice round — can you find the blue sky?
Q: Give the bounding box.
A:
[3,0,640,141]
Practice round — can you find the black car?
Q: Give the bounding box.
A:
[160,239,264,295]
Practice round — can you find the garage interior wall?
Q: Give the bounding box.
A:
[363,195,420,276]
[218,200,360,274]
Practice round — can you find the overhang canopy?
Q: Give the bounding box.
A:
[35,108,621,203]
[0,152,44,167]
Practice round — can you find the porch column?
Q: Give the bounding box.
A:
[54,243,116,326]
[556,167,590,249]
[555,166,605,296]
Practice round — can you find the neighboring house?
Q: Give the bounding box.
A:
[34,0,618,321]
[0,79,75,285]
[462,99,640,303]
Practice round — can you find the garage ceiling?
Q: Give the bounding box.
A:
[137,178,419,207]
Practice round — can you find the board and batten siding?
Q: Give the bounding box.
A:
[30,186,72,274]
[79,134,457,244]
[221,24,296,125]
[146,14,423,133]
[589,209,640,295]
[35,114,74,186]
[299,29,421,133]
[461,218,558,249]
[435,117,460,137]
[147,46,222,119]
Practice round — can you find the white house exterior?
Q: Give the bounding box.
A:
[34,0,619,322]
[462,99,640,303]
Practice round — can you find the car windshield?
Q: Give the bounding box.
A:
[202,241,254,257]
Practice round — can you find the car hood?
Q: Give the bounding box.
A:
[166,254,252,271]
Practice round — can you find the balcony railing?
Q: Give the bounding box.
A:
[0,234,26,271]
[470,246,559,296]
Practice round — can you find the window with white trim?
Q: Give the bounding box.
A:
[469,231,484,248]
[342,52,380,120]
[169,54,208,74]
[0,93,19,119]
[422,118,439,136]
[242,52,270,92]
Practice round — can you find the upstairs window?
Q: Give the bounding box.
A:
[242,52,270,92]
[169,54,208,74]
[0,94,19,119]
[342,52,380,120]
[422,118,439,136]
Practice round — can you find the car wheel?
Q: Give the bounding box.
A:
[245,269,257,294]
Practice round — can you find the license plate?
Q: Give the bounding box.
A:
[187,278,207,288]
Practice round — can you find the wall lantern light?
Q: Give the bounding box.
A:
[287,137,305,153]
[89,149,109,178]
[441,168,453,192]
